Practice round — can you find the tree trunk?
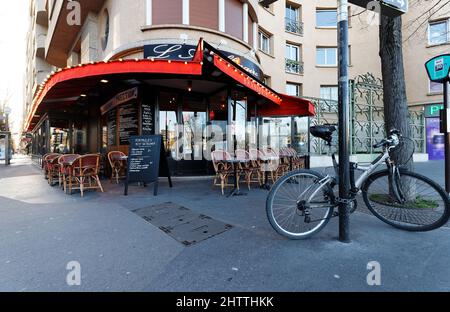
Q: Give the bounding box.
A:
[379,15,413,170]
[380,15,415,201]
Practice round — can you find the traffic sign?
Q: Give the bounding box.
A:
[425,54,450,83]
[349,0,408,17]
[4,107,11,115]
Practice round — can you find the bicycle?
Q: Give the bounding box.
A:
[266,125,450,239]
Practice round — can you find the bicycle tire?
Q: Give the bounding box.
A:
[266,169,334,239]
[362,170,450,231]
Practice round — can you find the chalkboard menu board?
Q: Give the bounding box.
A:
[141,103,154,135]
[124,135,172,196]
[119,103,138,145]
[107,109,117,146]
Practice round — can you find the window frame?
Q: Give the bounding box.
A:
[429,80,444,94]
[428,19,449,46]
[258,29,271,55]
[316,8,337,28]
[286,82,302,97]
[316,47,338,67]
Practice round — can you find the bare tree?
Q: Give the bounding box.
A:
[379,15,413,169]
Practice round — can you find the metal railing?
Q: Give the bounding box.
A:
[285,18,304,36]
[285,58,304,74]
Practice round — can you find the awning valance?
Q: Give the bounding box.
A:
[257,94,315,117]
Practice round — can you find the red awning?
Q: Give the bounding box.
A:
[257,93,315,117]
[25,59,203,131]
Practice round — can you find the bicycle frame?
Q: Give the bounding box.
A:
[311,149,391,205]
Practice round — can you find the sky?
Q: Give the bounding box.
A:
[0,1,29,136]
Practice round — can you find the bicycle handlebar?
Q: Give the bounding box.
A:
[373,131,401,149]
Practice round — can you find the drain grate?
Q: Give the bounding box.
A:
[133,202,233,246]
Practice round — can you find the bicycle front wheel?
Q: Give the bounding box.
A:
[362,170,450,231]
[266,170,334,239]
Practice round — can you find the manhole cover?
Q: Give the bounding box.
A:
[133,202,233,246]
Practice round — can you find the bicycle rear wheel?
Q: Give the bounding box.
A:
[362,170,450,231]
[266,170,334,239]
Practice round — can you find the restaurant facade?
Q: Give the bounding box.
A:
[25,0,314,175]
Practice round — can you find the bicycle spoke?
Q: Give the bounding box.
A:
[267,171,334,239]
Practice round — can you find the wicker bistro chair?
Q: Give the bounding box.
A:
[67,154,104,197]
[107,151,127,184]
[57,154,80,192]
[235,149,260,190]
[43,153,60,180]
[278,147,293,175]
[288,148,305,170]
[248,148,264,186]
[211,150,235,195]
[46,154,62,186]
[260,149,281,183]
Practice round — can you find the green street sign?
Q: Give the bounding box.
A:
[425,54,450,83]
[425,103,444,118]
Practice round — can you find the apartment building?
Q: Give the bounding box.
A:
[23,0,450,163]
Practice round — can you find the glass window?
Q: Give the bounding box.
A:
[429,21,448,45]
[293,117,309,154]
[316,47,337,66]
[182,96,207,160]
[159,92,178,158]
[316,9,337,27]
[430,80,443,93]
[232,92,247,151]
[285,4,302,34]
[286,83,302,97]
[320,86,338,101]
[320,86,338,112]
[263,117,292,150]
[259,30,271,54]
[286,44,302,73]
[285,44,299,61]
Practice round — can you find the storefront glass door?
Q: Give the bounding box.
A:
[158,92,178,159]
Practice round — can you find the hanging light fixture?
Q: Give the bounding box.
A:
[187,80,192,92]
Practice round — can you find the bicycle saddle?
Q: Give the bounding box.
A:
[310,125,337,144]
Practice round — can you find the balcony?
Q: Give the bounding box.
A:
[36,0,48,26]
[285,18,303,36]
[285,58,304,74]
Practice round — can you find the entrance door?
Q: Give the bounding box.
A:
[177,94,208,175]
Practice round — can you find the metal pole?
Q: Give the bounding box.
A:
[5,113,10,165]
[444,82,450,193]
[337,0,351,243]
[5,132,10,166]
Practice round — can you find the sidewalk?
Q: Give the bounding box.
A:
[0,156,449,291]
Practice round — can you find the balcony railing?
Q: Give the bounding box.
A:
[285,18,304,36]
[285,59,304,74]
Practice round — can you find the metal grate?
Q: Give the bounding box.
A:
[133,202,233,246]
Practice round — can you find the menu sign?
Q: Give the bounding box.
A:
[119,103,138,145]
[142,103,154,135]
[124,135,172,196]
[107,109,117,146]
